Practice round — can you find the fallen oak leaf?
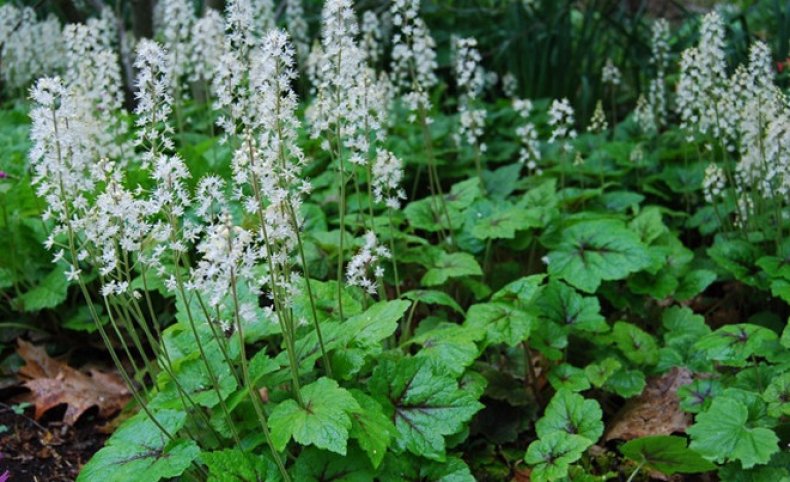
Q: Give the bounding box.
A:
[16,340,130,425]
[604,367,693,442]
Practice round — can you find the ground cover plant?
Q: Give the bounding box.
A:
[1,0,790,480]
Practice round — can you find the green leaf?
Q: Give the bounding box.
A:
[405,197,463,232]
[548,364,590,392]
[536,389,603,443]
[77,410,199,482]
[378,453,475,482]
[620,435,716,475]
[269,377,361,455]
[345,300,411,347]
[349,390,394,469]
[445,178,482,210]
[293,447,374,481]
[17,265,69,312]
[525,432,590,482]
[491,274,545,305]
[763,373,790,418]
[629,207,669,245]
[201,448,273,482]
[464,302,534,347]
[708,236,763,286]
[370,358,483,461]
[421,252,482,287]
[675,269,716,301]
[537,281,607,333]
[612,322,659,366]
[471,206,541,240]
[603,369,645,398]
[584,358,622,388]
[695,324,778,367]
[547,220,652,293]
[402,289,464,314]
[687,396,780,468]
[412,323,484,376]
[678,379,722,414]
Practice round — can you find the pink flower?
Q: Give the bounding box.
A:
[0,469,9,482]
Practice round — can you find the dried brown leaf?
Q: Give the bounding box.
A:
[604,367,693,441]
[16,340,130,425]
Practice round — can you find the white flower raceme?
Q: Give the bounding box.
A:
[648,19,670,126]
[548,98,577,152]
[390,0,438,118]
[346,231,390,295]
[190,9,226,84]
[134,39,176,164]
[190,212,260,308]
[286,0,310,64]
[252,0,276,34]
[63,14,129,162]
[676,12,731,142]
[372,149,406,209]
[453,36,486,150]
[514,99,541,173]
[361,10,384,65]
[702,163,726,203]
[734,194,754,229]
[83,168,154,278]
[1,8,64,90]
[29,77,101,238]
[588,100,608,133]
[601,58,622,86]
[453,36,485,98]
[161,0,195,96]
[133,40,193,270]
[307,0,367,141]
[634,95,656,134]
[502,72,518,98]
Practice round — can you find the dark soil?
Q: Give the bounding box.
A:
[0,403,108,482]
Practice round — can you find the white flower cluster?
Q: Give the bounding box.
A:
[190,9,225,84]
[703,163,726,203]
[161,0,196,96]
[361,10,384,65]
[453,36,487,150]
[648,19,670,127]
[286,0,310,64]
[346,231,390,294]
[63,12,128,163]
[308,0,392,167]
[676,12,731,143]
[548,98,577,153]
[513,99,541,173]
[252,0,276,34]
[0,6,64,91]
[588,100,608,133]
[634,94,655,134]
[601,58,622,86]
[390,0,438,119]
[372,149,406,209]
[502,72,518,98]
